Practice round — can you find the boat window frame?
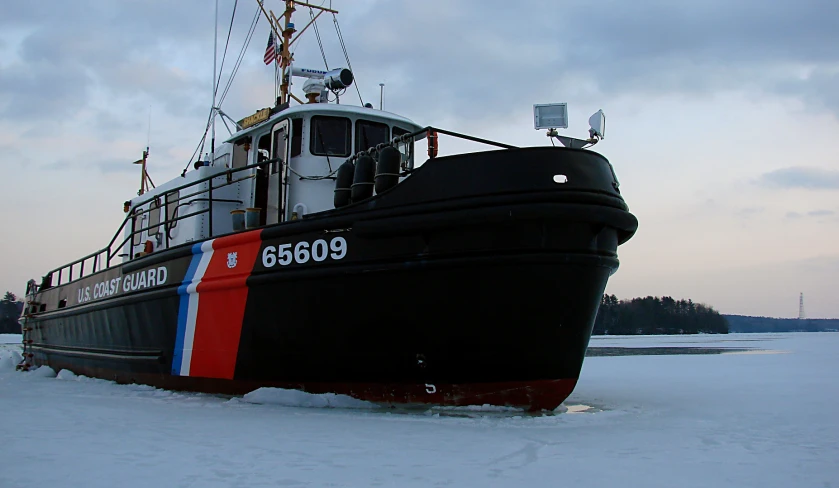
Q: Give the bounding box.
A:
[148,198,161,236]
[291,118,303,157]
[132,208,143,246]
[355,119,390,154]
[309,115,352,157]
[165,190,179,231]
[271,121,289,175]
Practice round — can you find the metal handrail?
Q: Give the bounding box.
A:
[348,125,517,163]
[40,126,515,288]
[43,159,276,288]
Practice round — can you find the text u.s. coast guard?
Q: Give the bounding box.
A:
[77,267,168,303]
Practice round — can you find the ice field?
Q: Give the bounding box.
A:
[1,332,837,487]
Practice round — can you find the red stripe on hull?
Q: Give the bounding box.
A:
[189,230,262,379]
[45,360,578,411]
[309,378,579,412]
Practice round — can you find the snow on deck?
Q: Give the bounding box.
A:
[1,333,837,487]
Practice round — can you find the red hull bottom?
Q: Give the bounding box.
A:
[37,361,578,411]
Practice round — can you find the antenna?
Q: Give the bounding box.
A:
[379,83,385,110]
[798,292,805,320]
[147,105,151,149]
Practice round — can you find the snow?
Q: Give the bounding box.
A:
[0,333,21,344]
[241,387,378,409]
[1,333,837,487]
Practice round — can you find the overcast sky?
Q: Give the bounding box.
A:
[1,0,837,318]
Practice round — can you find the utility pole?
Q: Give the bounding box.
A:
[798,292,805,320]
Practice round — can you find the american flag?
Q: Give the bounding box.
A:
[264,31,277,65]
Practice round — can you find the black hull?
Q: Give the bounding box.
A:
[25,147,637,410]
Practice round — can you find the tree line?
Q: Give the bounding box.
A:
[594,295,729,335]
[0,291,23,334]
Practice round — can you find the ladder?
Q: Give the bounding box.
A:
[16,279,37,371]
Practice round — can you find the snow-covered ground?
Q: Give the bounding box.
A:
[1,333,837,487]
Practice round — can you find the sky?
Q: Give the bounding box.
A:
[0,0,837,318]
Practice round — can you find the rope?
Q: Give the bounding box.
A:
[287,165,339,181]
[333,14,364,105]
[311,8,329,70]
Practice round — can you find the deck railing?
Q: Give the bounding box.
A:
[39,159,276,290]
[36,126,515,291]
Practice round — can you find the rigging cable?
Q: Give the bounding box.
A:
[333,14,364,106]
[214,0,238,97]
[183,3,247,175]
[219,7,260,105]
[311,7,329,70]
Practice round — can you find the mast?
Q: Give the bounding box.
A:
[279,0,295,105]
[255,0,339,106]
[211,0,219,166]
[132,148,154,196]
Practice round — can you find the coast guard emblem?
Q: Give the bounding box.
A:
[227,252,238,269]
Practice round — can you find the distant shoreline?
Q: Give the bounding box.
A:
[724,315,839,333]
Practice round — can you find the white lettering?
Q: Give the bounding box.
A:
[294,242,310,264]
[277,244,292,265]
[261,237,349,268]
[157,267,167,285]
[138,271,147,289]
[147,269,156,287]
[329,237,347,260]
[311,239,328,262]
[262,246,277,268]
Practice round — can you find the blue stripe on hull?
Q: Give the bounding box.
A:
[172,242,205,375]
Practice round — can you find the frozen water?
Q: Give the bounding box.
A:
[0,333,837,487]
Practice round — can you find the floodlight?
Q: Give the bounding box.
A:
[588,110,606,139]
[323,68,354,90]
[534,103,568,130]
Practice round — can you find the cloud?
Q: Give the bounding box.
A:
[807,209,835,217]
[758,167,839,190]
[786,212,803,219]
[735,207,764,219]
[342,0,839,120]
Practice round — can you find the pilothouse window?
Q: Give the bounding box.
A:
[310,116,351,157]
[356,120,389,153]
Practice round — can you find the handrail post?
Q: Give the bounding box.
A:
[165,197,170,250]
[208,180,214,237]
[80,260,85,278]
[130,212,135,260]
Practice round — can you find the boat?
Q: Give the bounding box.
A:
[18,0,637,411]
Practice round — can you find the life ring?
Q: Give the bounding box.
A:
[427,130,438,159]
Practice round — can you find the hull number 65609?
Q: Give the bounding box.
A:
[262,236,347,267]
